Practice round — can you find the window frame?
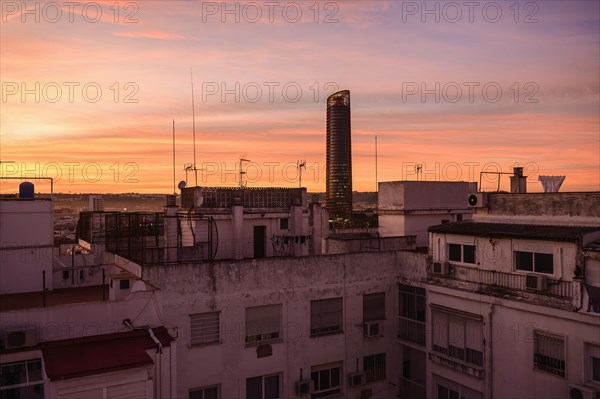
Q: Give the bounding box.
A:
[514,250,554,274]
[189,384,220,399]
[533,330,566,378]
[363,292,386,322]
[447,243,476,265]
[310,297,343,337]
[431,306,484,369]
[311,362,342,398]
[246,373,282,399]
[190,311,221,346]
[586,343,600,385]
[0,358,44,394]
[363,353,386,383]
[245,304,283,345]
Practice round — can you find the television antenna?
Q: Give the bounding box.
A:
[190,68,198,186]
[240,158,251,188]
[296,160,306,188]
[416,164,423,181]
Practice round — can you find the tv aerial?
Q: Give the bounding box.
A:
[296,160,306,188]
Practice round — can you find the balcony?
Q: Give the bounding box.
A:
[431,263,573,299]
[398,377,426,399]
[397,317,426,346]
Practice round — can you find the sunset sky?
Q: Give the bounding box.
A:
[1,1,598,193]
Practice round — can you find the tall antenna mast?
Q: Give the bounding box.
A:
[239,158,251,188]
[297,160,306,188]
[172,119,176,195]
[191,68,198,186]
[375,136,378,192]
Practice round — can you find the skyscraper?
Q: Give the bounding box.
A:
[326,90,352,220]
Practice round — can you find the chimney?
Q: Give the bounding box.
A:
[510,167,527,194]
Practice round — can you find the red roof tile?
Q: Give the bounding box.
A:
[40,327,172,381]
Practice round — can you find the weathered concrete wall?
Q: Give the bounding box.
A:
[142,251,429,399]
[485,192,600,219]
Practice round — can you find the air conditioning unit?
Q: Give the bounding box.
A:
[467,193,487,208]
[569,385,600,399]
[433,262,452,275]
[295,380,314,396]
[525,274,547,291]
[363,321,382,338]
[4,328,38,350]
[348,372,366,387]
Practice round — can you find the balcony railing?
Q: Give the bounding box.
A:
[435,263,573,299]
[397,317,426,346]
[398,377,426,399]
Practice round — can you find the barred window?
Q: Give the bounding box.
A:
[364,353,386,383]
[363,293,385,321]
[246,304,282,344]
[190,312,220,346]
[533,331,565,377]
[311,297,343,336]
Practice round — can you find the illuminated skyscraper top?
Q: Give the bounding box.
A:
[326,90,352,220]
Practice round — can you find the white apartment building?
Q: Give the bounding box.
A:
[378,181,476,247]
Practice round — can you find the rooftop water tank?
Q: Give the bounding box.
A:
[19,182,35,199]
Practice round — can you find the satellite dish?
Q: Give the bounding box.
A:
[178,181,187,190]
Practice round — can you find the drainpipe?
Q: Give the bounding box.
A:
[487,303,495,399]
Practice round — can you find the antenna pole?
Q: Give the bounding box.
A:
[191,68,198,186]
[172,119,176,195]
[375,136,378,192]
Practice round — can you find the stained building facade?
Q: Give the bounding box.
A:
[326,90,353,220]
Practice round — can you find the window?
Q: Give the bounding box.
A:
[246,374,281,399]
[448,244,475,264]
[515,251,553,274]
[398,284,426,345]
[364,353,386,383]
[246,304,282,344]
[119,279,130,289]
[189,385,220,399]
[190,312,220,346]
[533,331,565,377]
[311,297,342,336]
[363,293,385,321]
[586,344,600,384]
[0,359,44,399]
[435,375,482,399]
[431,306,484,368]
[279,218,289,230]
[311,363,341,398]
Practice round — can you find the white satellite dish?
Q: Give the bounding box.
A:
[178,180,187,190]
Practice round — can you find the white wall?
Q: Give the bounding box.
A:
[0,200,53,294]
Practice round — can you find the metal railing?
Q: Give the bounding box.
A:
[397,316,426,346]
[444,264,573,298]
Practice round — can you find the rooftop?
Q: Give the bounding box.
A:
[40,326,173,381]
[0,285,108,312]
[428,221,600,242]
